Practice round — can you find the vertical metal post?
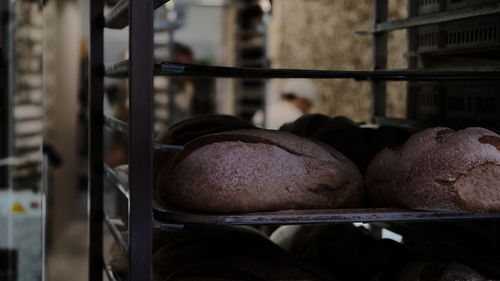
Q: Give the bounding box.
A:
[406,0,419,120]
[41,149,48,281]
[0,0,9,187]
[6,0,13,189]
[372,0,388,120]
[167,25,177,125]
[89,0,104,280]
[129,0,154,280]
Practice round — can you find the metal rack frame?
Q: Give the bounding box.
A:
[88,1,500,280]
[0,0,9,188]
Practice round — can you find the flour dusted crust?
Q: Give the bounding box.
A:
[156,129,363,213]
[365,127,500,212]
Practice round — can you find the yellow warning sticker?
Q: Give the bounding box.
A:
[11,201,26,213]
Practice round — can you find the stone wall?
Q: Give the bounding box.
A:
[269,0,407,122]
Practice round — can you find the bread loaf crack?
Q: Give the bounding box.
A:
[478,135,500,151]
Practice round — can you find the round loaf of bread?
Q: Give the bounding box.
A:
[154,115,255,182]
[280,114,413,173]
[438,263,486,281]
[365,127,500,212]
[153,226,332,281]
[270,225,413,281]
[398,262,442,281]
[156,129,363,212]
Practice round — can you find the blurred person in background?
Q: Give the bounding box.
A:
[168,43,214,124]
[253,79,316,129]
[169,43,195,123]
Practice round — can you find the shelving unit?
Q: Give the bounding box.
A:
[234,1,267,121]
[89,1,500,280]
[0,0,44,190]
[152,5,172,133]
[405,0,500,129]
[0,0,10,188]
[10,1,44,189]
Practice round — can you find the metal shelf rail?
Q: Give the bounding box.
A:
[374,1,500,33]
[153,205,500,226]
[89,0,500,280]
[104,60,500,80]
[104,161,500,226]
[90,0,162,280]
[371,0,500,121]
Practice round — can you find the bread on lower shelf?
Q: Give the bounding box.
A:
[109,226,333,281]
[270,224,498,281]
[108,229,192,280]
[270,224,412,281]
[156,128,364,213]
[438,263,488,281]
[397,262,491,281]
[365,127,500,213]
[398,262,443,281]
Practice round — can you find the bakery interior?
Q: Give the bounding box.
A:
[1,0,500,280]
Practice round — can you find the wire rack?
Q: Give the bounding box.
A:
[89,0,500,280]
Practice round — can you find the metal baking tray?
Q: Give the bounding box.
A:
[105,165,500,226]
[153,201,500,226]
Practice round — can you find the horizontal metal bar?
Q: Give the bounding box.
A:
[152,219,185,231]
[104,0,171,29]
[0,155,41,167]
[373,116,427,130]
[103,262,122,281]
[172,0,244,7]
[153,143,184,152]
[104,114,129,135]
[154,43,169,48]
[104,0,128,29]
[153,201,500,225]
[104,215,128,255]
[375,2,500,32]
[154,23,180,32]
[374,117,500,134]
[156,62,500,80]
[104,60,129,78]
[105,60,500,80]
[104,164,129,199]
[416,65,500,72]
[105,0,120,5]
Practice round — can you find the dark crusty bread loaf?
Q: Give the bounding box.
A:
[271,225,412,281]
[270,224,372,281]
[154,115,255,182]
[438,263,486,281]
[108,228,205,280]
[153,226,332,281]
[398,262,442,281]
[162,262,260,281]
[398,262,492,281]
[280,114,413,172]
[110,225,332,280]
[156,129,363,212]
[365,127,500,212]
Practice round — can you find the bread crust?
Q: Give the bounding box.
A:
[157,129,363,213]
[152,226,332,281]
[365,127,500,212]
